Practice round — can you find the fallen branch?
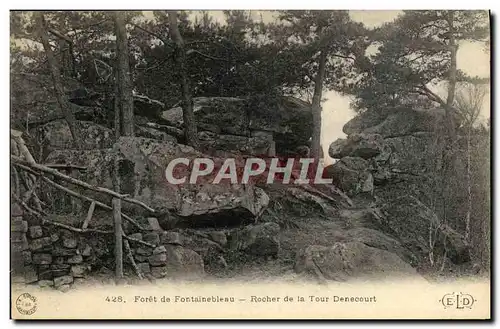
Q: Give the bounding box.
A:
[15,163,146,230]
[13,191,155,251]
[123,234,156,248]
[391,168,421,176]
[18,171,43,212]
[12,162,39,176]
[11,131,43,211]
[12,198,155,248]
[11,165,20,197]
[186,49,228,61]
[124,238,143,280]
[82,201,96,229]
[22,176,40,204]
[297,184,348,208]
[43,218,112,234]
[47,219,155,247]
[12,155,156,214]
[11,130,35,164]
[39,175,146,231]
[44,164,88,171]
[11,193,44,217]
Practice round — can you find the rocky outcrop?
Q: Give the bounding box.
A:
[30,120,178,154]
[30,120,114,151]
[14,71,446,284]
[161,96,313,156]
[12,74,314,160]
[11,74,183,145]
[329,133,386,160]
[343,108,449,137]
[328,108,470,266]
[10,74,106,129]
[198,133,273,156]
[44,137,269,228]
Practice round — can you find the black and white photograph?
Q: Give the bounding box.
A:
[8,9,491,320]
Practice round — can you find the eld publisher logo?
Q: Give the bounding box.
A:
[440,292,476,309]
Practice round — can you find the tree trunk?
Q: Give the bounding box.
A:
[111,15,126,280]
[35,12,81,149]
[465,127,472,241]
[445,11,458,140]
[168,10,199,149]
[113,62,122,141]
[56,38,76,78]
[310,49,327,160]
[114,11,135,137]
[112,197,123,279]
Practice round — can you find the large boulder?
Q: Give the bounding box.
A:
[163,245,205,278]
[229,222,280,257]
[31,120,177,153]
[295,241,419,282]
[384,134,436,174]
[345,227,415,264]
[343,109,387,136]
[44,137,269,228]
[343,108,452,138]
[325,157,374,197]
[135,125,177,143]
[329,133,386,160]
[10,73,103,129]
[328,138,349,159]
[198,133,273,156]
[338,208,383,229]
[162,97,249,136]
[132,93,167,121]
[160,96,313,155]
[30,120,113,151]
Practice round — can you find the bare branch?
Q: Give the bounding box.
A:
[416,84,447,107]
[131,23,171,47]
[330,53,356,61]
[11,155,157,214]
[11,192,44,217]
[47,28,73,44]
[44,164,87,171]
[186,49,228,61]
[82,201,96,229]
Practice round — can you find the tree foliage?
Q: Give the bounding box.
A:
[344,10,489,112]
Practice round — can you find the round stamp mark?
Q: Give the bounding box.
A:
[15,293,37,315]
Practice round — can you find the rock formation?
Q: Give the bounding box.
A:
[12,72,469,288]
[327,108,471,267]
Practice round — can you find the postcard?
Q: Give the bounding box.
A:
[10,9,491,320]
